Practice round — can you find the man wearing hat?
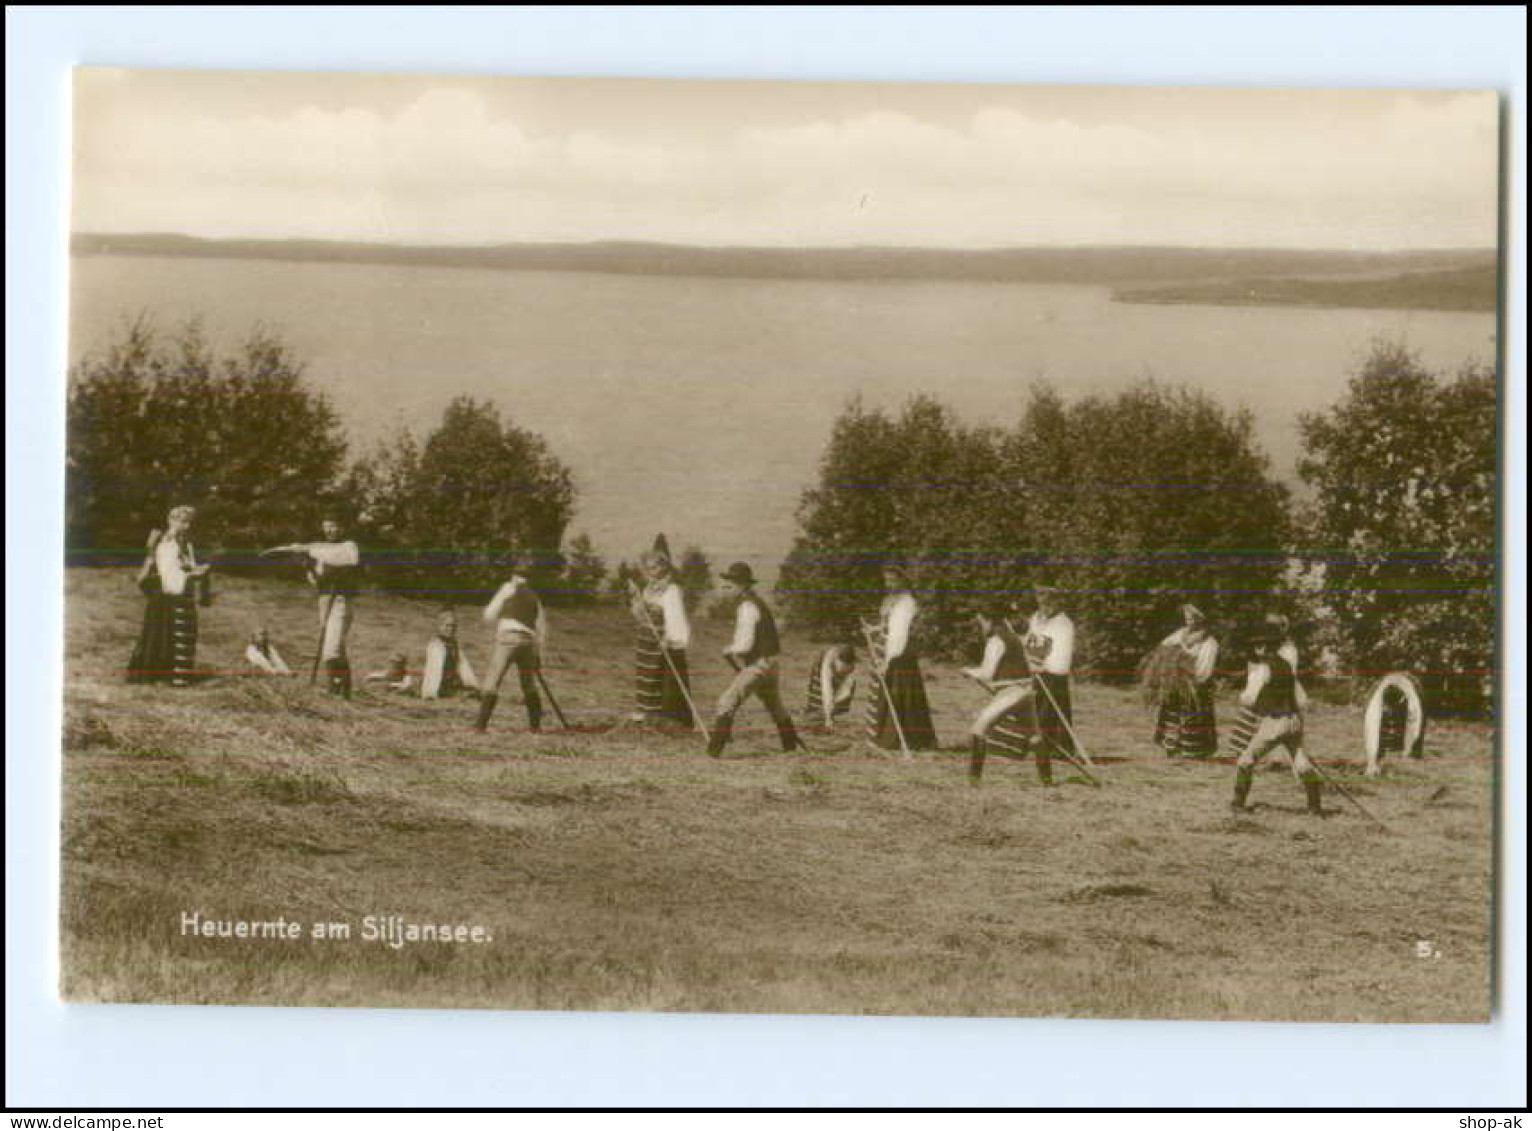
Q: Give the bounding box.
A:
[474,551,546,734]
[1232,623,1323,815]
[1024,583,1076,782]
[707,562,804,756]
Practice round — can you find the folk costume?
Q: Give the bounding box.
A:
[1023,594,1076,785]
[306,536,361,698]
[707,563,803,756]
[963,618,1039,785]
[421,610,480,700]
[630,540,695,730]
[1225,616,1300,762]
[475,571,545,733]
[805,645,859,730]
[1232,630,1322,816]
[1362,671,1426,777]
[1149,609,1220,758]
[127,511,208,686]
[866,577,937,751]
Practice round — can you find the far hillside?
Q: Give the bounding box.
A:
[71,233,1496,301]
[1114,264,1498,313]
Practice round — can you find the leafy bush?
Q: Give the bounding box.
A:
[554,533,608,605]
[66,316,348,564]
[345,396,576,603]
[1297,341,1495,716]
[676,546,713,612]
[780,384,1291,676]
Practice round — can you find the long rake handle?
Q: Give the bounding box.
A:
[1305,754,1390,829]
[634,599,709,738]
[861,620,911,760]
[1030,672,1101,787]
[310,590,339,686]
[535,671,571,730]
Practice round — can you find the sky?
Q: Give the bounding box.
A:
[73,68,1500,250]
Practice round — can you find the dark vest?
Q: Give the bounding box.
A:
[1254,655,1299,717]
[439,639,462,695]
[992,625,1029,682]
[317,562,361,597]
[738,591,780,663]
[503,580,541,627]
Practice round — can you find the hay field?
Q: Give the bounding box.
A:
[59,570,1495,1020]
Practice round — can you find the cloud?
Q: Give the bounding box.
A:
[72,84,1499,248]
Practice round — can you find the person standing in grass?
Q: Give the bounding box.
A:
[1231,623,1323,816]
[310,518,362,699]
[1023,584,1076,781]
[804,643,859,731]
[628,536,695,731]
[706,562,804,756]
[1149,603,1221,758]
[867,563,937,751]
[962,608,1039,785]
[127,504,211,687]
[475,553,546,734]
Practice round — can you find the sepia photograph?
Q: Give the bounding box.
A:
[58,65,1503,1025]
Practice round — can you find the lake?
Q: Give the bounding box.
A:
[69,254,1497,581]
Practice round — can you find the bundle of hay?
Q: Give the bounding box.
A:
[1138,641,1195,709]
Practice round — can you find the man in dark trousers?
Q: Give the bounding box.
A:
[961,608,1039,786]
[475,552,546,734]
[305,518,362,698]
[707,562,804,756]
[1232,623,1324,816]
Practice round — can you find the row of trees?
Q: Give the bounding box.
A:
[778,343,1495,714]
[67,319,1496,713]
[66,319,348,559]
[66,317,719,610]
[66,318,597,604]
[777,387,1291,681]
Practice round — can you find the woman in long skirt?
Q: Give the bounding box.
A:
[867,564,936,751]
[628,540,695,730]
[126,505,209,686]
[1149,603,1220,757]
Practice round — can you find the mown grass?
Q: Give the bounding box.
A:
[60,569,1496,1020]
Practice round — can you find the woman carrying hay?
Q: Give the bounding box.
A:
[1143,603,1220,758]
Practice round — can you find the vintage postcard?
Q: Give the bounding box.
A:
[62,69,1501,1020]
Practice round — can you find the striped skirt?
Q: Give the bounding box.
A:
[169,595,198,684]
[634,623,694,729]
[1225,704,1261,760]
[127,592,197,685]
[1154,680,1218,756]
[804,662,852,726]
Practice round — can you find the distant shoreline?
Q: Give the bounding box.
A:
[1114,266,1498,314]
[71,233,1496,303]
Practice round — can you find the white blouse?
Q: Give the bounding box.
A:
[155,536,198,596]
[880,592,917,661]
[1163,626,1219,683]
[1026,611,1075,676]
[643,581,691,649]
